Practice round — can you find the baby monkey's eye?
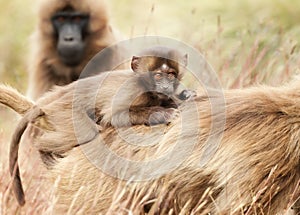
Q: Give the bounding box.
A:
[154,73,163,80]
[168,72,176,80]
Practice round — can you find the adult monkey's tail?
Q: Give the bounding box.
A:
[0,85,34,115]
[9,105,45,206]
[0,84,42,205]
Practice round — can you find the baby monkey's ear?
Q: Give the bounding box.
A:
[131,56,141,72]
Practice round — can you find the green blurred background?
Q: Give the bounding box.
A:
[1,0,300,93]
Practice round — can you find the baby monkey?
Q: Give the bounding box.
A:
[108,46,191,127]
[9,46,195,205]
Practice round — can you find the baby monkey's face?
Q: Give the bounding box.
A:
[151,61,178,96]
[131,56,181,96]
[131,47,188,96]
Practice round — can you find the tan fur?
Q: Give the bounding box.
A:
[6,56,188,205]
[3,75,300,213]
[46,76,300,214]
[0,85,34,115]
[26,68,186,155]
[9,106,45,206]
[27,0,124,100]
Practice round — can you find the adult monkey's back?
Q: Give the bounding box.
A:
[27,0,125,99]
[48,77,300,214]
[3,78,300,213]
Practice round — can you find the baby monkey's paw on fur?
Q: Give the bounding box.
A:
[178,89,197,101]
[147,107,180,126]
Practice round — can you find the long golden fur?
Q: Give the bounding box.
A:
[27,0,124,99]
[46,76,300,214]
[0,85,34,115]
[1,76,300,213]
[7,62,189,206]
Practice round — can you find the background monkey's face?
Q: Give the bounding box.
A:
[51,7,90,66]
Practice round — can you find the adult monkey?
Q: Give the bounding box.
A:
[8,46,193,205]
[47,77,300,214]
[2,76,300,213]
[27,0,124,99]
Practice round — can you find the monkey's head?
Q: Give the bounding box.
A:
[131,47,188,97]
[51,6,89,66]
[38,0,109,67]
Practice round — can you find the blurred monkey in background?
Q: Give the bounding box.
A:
[27,0,125,99]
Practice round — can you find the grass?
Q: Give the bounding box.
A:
[0,0,300,214]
